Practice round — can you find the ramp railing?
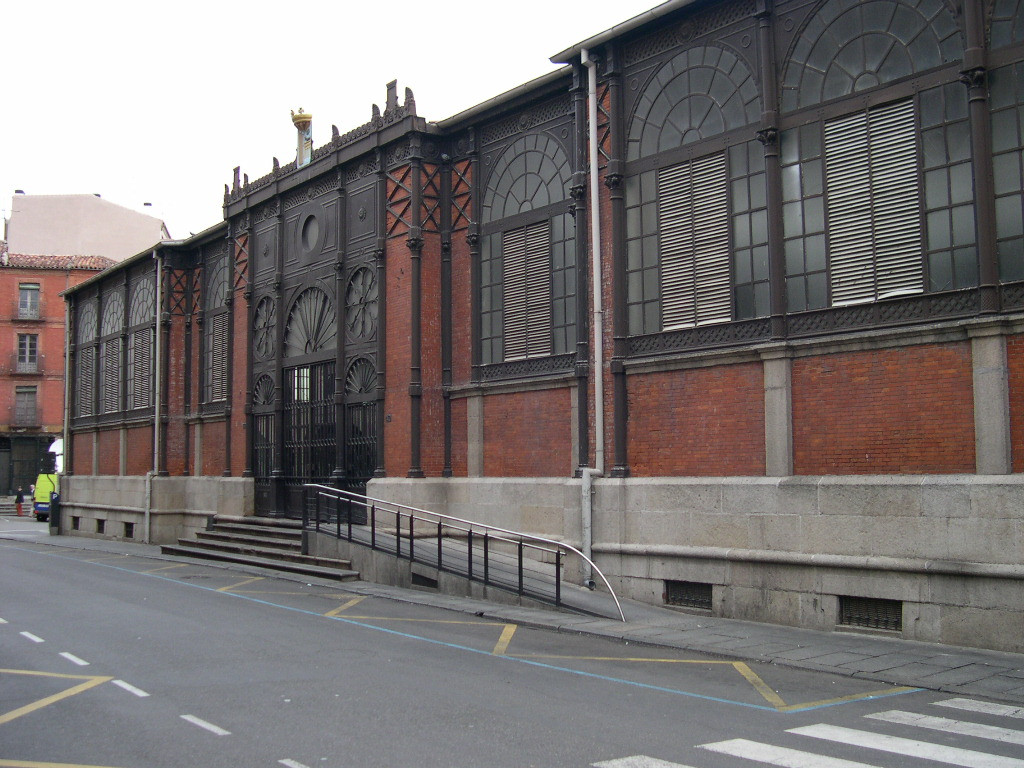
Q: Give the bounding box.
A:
[303,484,625,622]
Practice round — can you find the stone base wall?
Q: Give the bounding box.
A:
[369,475,1024,653]
[60,475,255,544]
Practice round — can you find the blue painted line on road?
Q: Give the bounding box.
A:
[4,545,925,713]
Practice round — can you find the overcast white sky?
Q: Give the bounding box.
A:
[1,0,659,239]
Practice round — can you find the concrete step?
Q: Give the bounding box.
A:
[196,530,301,551]
[171,537,351,568]
[159,543,358,582]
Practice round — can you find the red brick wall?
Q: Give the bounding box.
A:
[72,432,93,476]
[229,273,249,477]
[163,301,187,476]
[483,388,573,477]
[420,230,445,476]
[97,429,119,475]
[1008,334,1024,473]
[201,420,226,476]
[384,181,411,476]
[125,425,153,475]
[793,343,975,474]
[627,363,766,476]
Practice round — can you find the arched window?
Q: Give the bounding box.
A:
[283,287,336,358]
[781,0,962,112]
[98,290,124,413]
[203,253,230,403]
[75,300,98,417]
[624,45,765,332]
[479,131,576,365]
[127,277,155,410]
[779,1,973,311]
[991,0,1024,50]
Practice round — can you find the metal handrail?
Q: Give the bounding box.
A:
[303,483,625,622]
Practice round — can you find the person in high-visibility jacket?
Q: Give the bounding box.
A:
[33,473,58,522]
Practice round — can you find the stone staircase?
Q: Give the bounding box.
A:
[161,515,359,582]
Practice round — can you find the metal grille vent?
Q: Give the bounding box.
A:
[502,221,552,361]
[664,580,713,611]
[839,596,903,632]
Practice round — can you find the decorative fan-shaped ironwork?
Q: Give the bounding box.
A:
[345,357,377,395]
[345,267,378,340]
[129,279,156,327]
[284,287,336,357]
[100,291,124,337]
[77,301,98,344]
[252,296,276,361]
[206,258,229,309]
[253,374,275,407]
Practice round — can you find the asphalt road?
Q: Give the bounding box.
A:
[2,531,1023,768]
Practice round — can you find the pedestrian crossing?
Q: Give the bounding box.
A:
[592,696,1024,768]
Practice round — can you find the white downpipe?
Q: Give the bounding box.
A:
[580,48,605,583]
[147,249,162,543]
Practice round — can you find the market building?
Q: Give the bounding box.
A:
[62,0,1024,653]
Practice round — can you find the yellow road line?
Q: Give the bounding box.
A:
[777,686,919,712]
[733,662,788,709]
[140,563,188,574]
[331,616,507,626]
[512,654,737,664]
[0,672,113,726]
[216,577,264,592]
[323,596,366,617]
[0,760,129,768]
[492,625,517,656]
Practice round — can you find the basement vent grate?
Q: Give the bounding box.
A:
[411,572,438,589]
[71,516,80,531]
[96,519,105,534]
[839,595,903,632]
[664,580,712,611]
[123,522,135,539]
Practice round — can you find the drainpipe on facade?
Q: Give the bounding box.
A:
[147,248,162,543]
[580,48,604,586]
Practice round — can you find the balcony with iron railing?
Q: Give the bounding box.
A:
[9,403,40,428]
[10,354,44,375]
[13,300,43,321]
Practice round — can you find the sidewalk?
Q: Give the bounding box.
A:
[6,520,1024,706]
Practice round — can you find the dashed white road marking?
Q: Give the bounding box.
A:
[936,698,1024,720]
[789,723,1024,768]
[181,714,231,735]
[59,651,89,666]
[701,738,879,767]
[20,631,43,643]
[112,679,150,697]
[279,760,313,768]
[867,709,1024,745]
[0,617,7,623]
[592,757,698,768]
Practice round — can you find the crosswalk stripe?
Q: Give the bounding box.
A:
[591,756,696,768]
[701,738,881,767]
[867,709,1024,745]
[789,723,1024,768]
[935,698,1024,720]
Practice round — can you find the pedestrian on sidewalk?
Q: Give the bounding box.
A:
[14,487,23,516]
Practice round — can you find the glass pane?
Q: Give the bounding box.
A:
[735,284,754,319]
[993,151,1022,195]
[735,250,752,283]
[802,160,823,196]
[925,168,950,209]
[929,251,953,292]
[783,201,804,239]
[787,276,807,312]
[753,244,769,282]
[785,239,805,275]
[947,122,970,163]
[950,162,974,205]
[750,172,767,209]
[997,195,1024,238]
[953,246,978,288]
[928,210,952,250]
[782,163,801,201]
[806,234,827,272]
[953,204,976,247]
[807,271,828,309]
[804,196,824,233]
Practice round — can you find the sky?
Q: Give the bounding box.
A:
[2,0,660,240]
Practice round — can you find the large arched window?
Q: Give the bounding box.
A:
[127,276,155,410]
[203,253,229,403]
[779,0,971,311]
[625,45,764,333]
[98,290,124,414]
[75,300,98,417]
[480,131,575,365]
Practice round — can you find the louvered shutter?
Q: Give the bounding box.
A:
[502,228,528,360]
[658,153,730,330]
[209,313,229,401]
[869,101,922,298]
[102,340,121,413]
[825,100,922,305]
[525,222,552,358]
[77,347,95,417]
[501,222,552,361]
[131,329,153,409]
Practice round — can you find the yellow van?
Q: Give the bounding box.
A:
[33,473,59,522]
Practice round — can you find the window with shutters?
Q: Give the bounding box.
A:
[17,334,38,373]
[127,277,156,410]
[18,284,39,320]
[74,300,97,417]
[624,45,763,335]
[13,386,37,427]
[479,130,576,367]
[203,254,230,404]
[783,93,976,310]
[98,290,124,414]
